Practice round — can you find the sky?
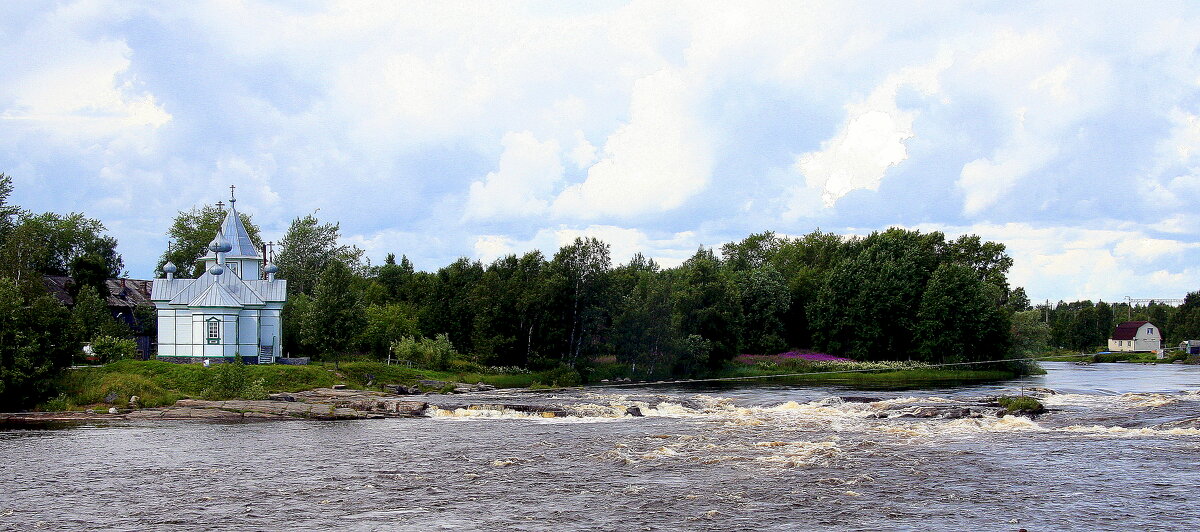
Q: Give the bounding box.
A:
[2,1,1200,304]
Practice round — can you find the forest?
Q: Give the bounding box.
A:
[11,171,1187,408]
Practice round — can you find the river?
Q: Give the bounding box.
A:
[3,362,1200,531]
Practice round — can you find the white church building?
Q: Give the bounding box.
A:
[151,191,287,364]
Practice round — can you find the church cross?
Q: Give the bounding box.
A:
[229,184,237,203]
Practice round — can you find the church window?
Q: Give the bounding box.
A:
[206,318,220,344]
[226,261,239,276]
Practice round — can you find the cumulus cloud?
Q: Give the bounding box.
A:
[911,222,1200,303]
[788,56,949,215]
[463,131,563,220]
[952,31,1112,217]
[552,68,712,219]
[474,225,699,267]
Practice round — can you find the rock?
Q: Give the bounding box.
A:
[104,391,118,403]
[128,395,140,407]
[839,396,879,403]
[107,407,119,414]
[268,393,297,402]
[475,382,496,391]
[332,384,347,390]
[85,409,96,414]
[453,387,473,394]
[626,406,643,417]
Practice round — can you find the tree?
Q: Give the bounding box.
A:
[70,285,129,349]
[610,255,679,376]
[914,263,1011,363]
[0,173,20,240]
[0,277,74,409]
[275,212,363,295]
[359,303,420,358]
[735,265,790,354]
[674,247,741,369]
[809,231,939,360]
[1010,310,1051,357]
[547,238,613,365]
[300,260,365,365]
[159,204,261,278]
[0,211,122,282]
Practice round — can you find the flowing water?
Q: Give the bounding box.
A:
[4,362,1200,531]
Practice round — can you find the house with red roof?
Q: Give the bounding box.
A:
[1108,321,1161,353]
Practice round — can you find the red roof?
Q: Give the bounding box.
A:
[1111,321,1149,340]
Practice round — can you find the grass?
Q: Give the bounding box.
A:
[39,359,557,411]
[1035,350,1190,363]
[996,395,1045,413]
[707,354,1043,387]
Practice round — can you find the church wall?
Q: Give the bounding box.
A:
[157,308,176,356]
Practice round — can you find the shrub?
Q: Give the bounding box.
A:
[90,336,137,363]
[532,365,582,388]
[996,395,1044,413]
[390,334,458,371]
[202,357,249,400]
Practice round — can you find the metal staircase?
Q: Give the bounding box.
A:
[258,345,274,365]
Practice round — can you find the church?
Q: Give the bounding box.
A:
[150,190,287,364]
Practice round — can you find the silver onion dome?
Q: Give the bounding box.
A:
[163,261,177,274]
[264,263,279,274]
[209,235,232,253]
[208,264,225,276]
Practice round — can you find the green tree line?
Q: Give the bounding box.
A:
[1,174,139,409]
[269,212,1033,377]
[1035,296,1200,351]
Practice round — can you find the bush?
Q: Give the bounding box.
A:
[202,357,249,400]
[448,359,485,374]
[996,395,1044,414]
[532,365,582,388]
[90,336,137,364]
[390,334,458,371]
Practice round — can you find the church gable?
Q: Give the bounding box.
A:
[190,283,242,308]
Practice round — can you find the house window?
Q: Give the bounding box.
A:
[1147,327,1154,334]
[226,261,239,276]
[206,318,220,345]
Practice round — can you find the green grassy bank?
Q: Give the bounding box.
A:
[701,364,1040,388]
[1035,351,1194,363]
[40,359,574,411]
[40,356,1041,411]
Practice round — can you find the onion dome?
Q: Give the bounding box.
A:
[163,261,177,274]
[264,263,279,274]
[208,264,225,276]
[209,234,232,253]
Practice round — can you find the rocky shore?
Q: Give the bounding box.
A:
[1,387,1050,425]
[0,386,569,424]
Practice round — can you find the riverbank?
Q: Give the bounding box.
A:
[35,357,1042,413]
[1036,351,1197,363]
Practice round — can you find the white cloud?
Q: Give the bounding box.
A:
[463,131,563,220]
[552,68,712,219]
[474,225,699,267]
[788,55,949,215]
[0,21,170,139]
[952,31,1112,216]
[911,222,1200,302]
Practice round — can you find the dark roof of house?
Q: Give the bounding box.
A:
[43,275,155,309]
[1112,321,1150,340]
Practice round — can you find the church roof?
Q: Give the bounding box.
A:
[190,283,242,307]
[215,199,260,260]
[152,270,284,306]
